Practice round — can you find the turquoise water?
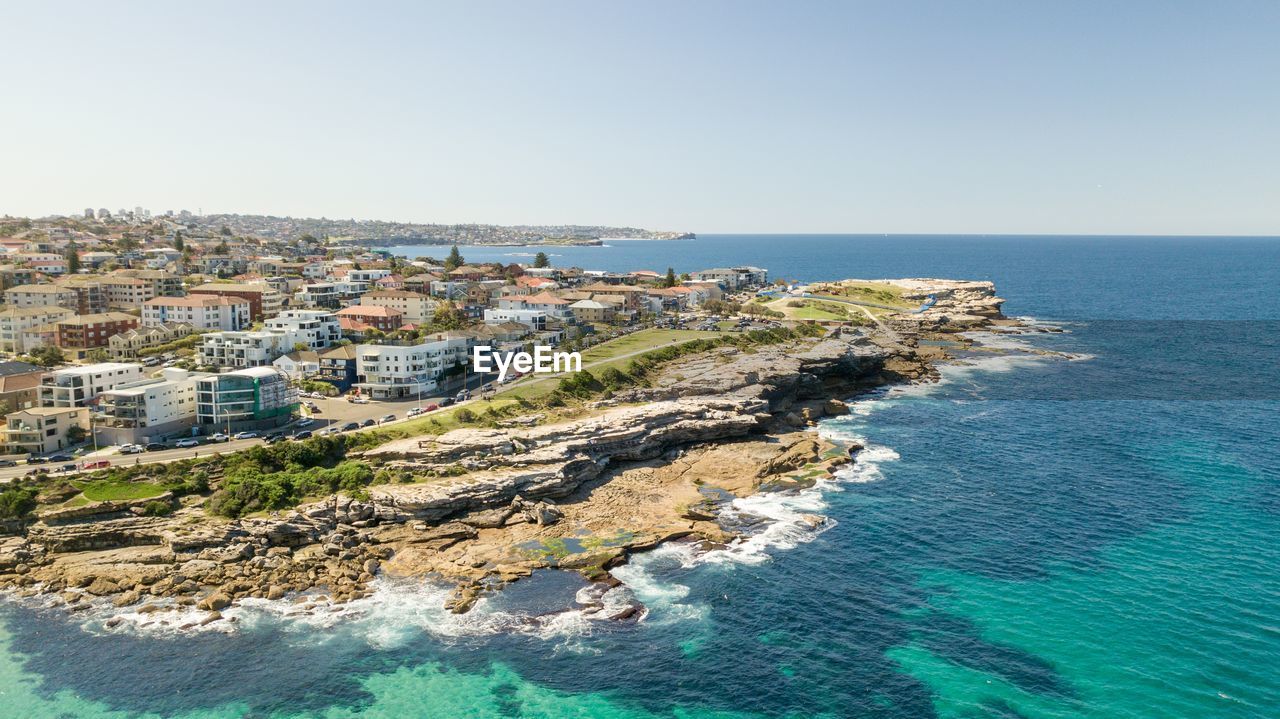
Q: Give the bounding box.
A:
[2,235,1278,717]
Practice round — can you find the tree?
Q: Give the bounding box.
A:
[444,245,464,271]
[86,348,109,362]
[533,252,550,268]
[293,342,309,354]
[214,239,229,255]
[432,302,464,331]
[220,225,232,236]
[664,267,677,288]
[65,244,81,274]
[66,424,87,444]
[173,231,184,251]
[27,346,64,368]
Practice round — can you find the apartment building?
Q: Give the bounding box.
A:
[195,367,297,432]
[39,362,145,408]
[3,284,79,312]
[54,312,139,352]
[0,361,46,413]
[359,290,435,323]
[315,344,358,391]
[0,306,75,353]
[93,368,210,444]
[54,276,109,314]
[336,305,403,332]
[355,338,460,399]
[482,309,548,331]
[264,310,341,351]
[3,406,89,455]
[188,282,282,321]
[143,295,250,331]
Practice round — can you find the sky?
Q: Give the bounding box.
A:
[1,1,1277,235]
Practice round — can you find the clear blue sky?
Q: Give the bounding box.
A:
[2,1,1277,234]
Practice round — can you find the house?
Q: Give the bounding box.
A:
[39,363,145,408]
[0,306,76,354]
[273,350,320,379]
[108,323,194,360]
[0,361,46,413]
[93,368,211,445]
[336,305,404,332]
[315,344,358,392]
[143,294,250,331]
[2,407,89,455]
[195,367,298,433]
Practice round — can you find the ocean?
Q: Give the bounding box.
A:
[3,235,1278,718]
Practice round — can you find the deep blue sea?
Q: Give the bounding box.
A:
[3,235,1279,718]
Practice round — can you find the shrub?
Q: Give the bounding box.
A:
[0,486,37,519]
[141,500,173,517]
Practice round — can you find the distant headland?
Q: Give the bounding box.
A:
[186,214,695,247]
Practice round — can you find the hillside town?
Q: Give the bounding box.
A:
[0,212,766,467]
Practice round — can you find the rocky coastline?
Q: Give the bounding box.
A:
[0,279,1027,626]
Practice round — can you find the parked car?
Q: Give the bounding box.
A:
[291,430,313,440]
[424,403,439,412]
[360,418,376,428]
[232,431,259,440]
[351,397,370,404]
[340,422,360,432]
[438,397,454,407]
[145,442,168,452]
[209,433,229,442]
[295,418,314,427]
[0,459,16,468]
[379,414,396,423]
[26,456,46,464]
[264,434,285,444]
[47,453,73,462]
[406,407,424,417]
[83,460,111,470]
[25,468,48,477]
[119,444,145,454]
[174,438,200,448]
[455,391,470,402]
[59,464,79,474]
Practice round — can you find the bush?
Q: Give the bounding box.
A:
[0,486,37,519]
[454,408,476,423]
[141,500,173,517]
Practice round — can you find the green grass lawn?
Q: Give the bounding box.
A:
[789,301,849,321]
[73,480,168,502]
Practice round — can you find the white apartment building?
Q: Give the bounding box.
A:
[264,310,341,351]
[355,338,459,399]
[483,309,548,331]
[359,290,436,324]
[39,362,146,408]
[3,284,78,311]
[199,331,292,368]
[142,295,251,331]
[93,368,210,444]
[0,306,75,353]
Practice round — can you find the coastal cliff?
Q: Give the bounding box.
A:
[0,279,1014,621]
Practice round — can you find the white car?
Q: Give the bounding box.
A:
[209,433,229,442]
[232,431,259,440]
[118,444,144,454]
[174,438,200,448]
